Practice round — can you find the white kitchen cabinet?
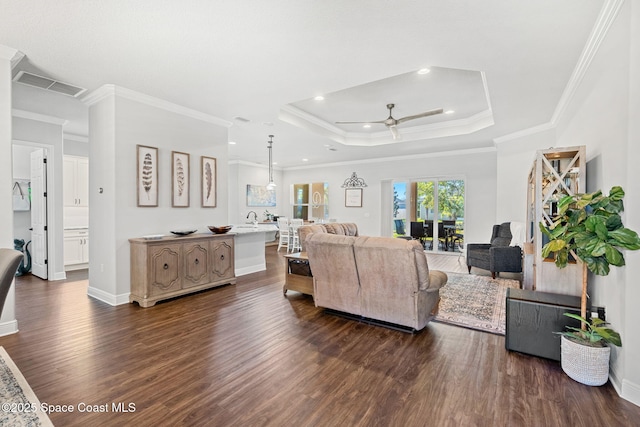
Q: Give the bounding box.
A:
[64,156,89,207]
[64,228,89,270]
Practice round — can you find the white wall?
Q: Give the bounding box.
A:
[86,86,230,305]
[281,149,498,243]
[0,46,18,334]
[623,0,640,406]
[495,127,557,224]
[554,1,634,400]
[495,2,639,405]
[12,116,66,281]
[229,162,284,225]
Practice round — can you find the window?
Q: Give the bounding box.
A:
[393,178,465,252]
[291,182,329,220]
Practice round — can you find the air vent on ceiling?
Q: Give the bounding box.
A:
[233,116,251,123]
[13,71,87,97]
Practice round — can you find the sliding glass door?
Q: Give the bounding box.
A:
[393,178,465,252]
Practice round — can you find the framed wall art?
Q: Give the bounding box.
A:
[171,151,190,207]
[136,145,158,207]
[201,156,217,208]
[247,184,276,207]
[345,188,363,207]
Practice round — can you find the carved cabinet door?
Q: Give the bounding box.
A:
[148,244,182,296]
[211,238,234,280]
[183,242,210,288]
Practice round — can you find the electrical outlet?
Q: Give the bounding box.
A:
[591,306,605,321]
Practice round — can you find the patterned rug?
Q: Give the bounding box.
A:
[0,347,53,426]
[434,272,520,335]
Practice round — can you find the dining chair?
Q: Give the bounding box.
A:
[277,217,290,251]
[289,219,304,252]
[410,222,428,248]
[0,249,24,318]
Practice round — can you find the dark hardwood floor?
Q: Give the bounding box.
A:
[2,248,639,426]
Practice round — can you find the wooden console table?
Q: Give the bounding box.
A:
[129,233,236,307]
[283,252,313,296]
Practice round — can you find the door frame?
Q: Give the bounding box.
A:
[12,139,62,280]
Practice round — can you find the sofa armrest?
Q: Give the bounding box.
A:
[428,270,448,290]
[489,246,522,271]
[467,243,492,251]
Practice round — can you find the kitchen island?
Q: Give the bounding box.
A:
[231,223,279,275]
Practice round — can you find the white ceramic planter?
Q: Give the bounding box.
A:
[560,335,611,386]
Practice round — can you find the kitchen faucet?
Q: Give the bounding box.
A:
[246,211,258,224]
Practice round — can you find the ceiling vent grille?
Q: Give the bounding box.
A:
[13,71,87,97]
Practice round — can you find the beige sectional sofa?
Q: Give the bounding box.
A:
[303,225,447,331]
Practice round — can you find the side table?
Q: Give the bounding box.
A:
[283,252,313,296]
[505,288,583,361]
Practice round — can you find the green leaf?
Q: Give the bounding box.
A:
[555,248,569,267]
[546,239,566,252]
[595,222,609,241]
[590,241,607,257]
[605,245,625,266]
[549,225,567,239]
[609,186,625,201]
[609,228,640,249]
[605,199,624,214]
[557,195,576,209]
[539,222,552,239]
[606,215,623,231]
[590,257,611,276]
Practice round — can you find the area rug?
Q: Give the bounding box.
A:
[433,272,520,335]
[0,347,53,426]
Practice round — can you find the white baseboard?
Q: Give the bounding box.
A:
[622,379,640,407]
[87,287,130,306]
[0,320,18,337]
[235,263,266,276]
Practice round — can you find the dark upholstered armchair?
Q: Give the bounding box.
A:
[466,222,522,279]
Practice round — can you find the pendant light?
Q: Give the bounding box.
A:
[266,135,276,190]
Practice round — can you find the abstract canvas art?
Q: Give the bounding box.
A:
[247,184,276,207]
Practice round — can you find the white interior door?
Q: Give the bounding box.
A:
[30,149,48,279]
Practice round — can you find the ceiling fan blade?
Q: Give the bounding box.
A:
[336,120,386,125]
[396,108,444,124]
[389,125,401,140]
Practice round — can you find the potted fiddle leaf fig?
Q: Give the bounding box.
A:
[540,186,640,386]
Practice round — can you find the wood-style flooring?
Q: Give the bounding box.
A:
[1,248,639,426]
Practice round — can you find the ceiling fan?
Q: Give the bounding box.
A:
[336,103,443,140]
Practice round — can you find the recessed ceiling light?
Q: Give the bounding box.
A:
[272,162,278,165]
[228,141,237,145]
[363,124,371,129]
[417,68,431,75]
[445,110,455,114]
[314,95,324,101]
[302,158,309,162]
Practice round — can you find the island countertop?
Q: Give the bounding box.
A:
[230,224,279,234]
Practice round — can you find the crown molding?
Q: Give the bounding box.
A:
[12,108,68,126]
[82,84,232,128]
[280,104,494,147]
[493,122,555,145]
[64,133,89,143]
[551,0,624,125]
[283,146,496,171]
[0,45,23,67]
[228,159,282,170]
[493,0,624,146]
